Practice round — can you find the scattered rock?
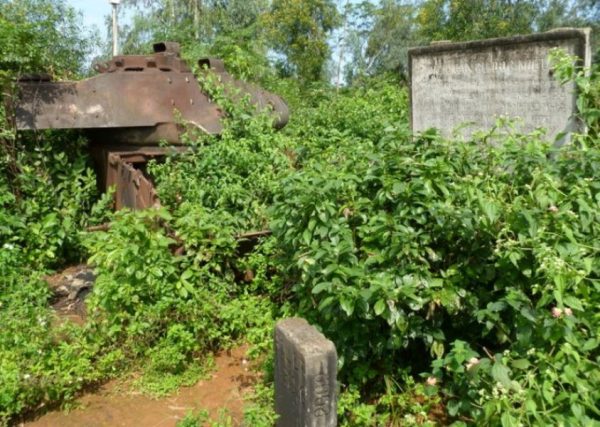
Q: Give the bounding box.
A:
[44,265,96,322]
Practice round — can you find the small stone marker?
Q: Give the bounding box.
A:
[409,28,592,144]
[274,318,337,427]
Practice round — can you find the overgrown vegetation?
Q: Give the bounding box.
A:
[1,0,600,426]
[271,51,600,425]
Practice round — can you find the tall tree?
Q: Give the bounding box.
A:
[262,0,341,82]
[0,0,91,80]
[117,0,269,53]
[117,0,207,53]
[418,0,536,41]
[337,1,376,84]
[418,0,600,42]
[417,0,600,61]
[341,1,423,83]
[112,0,272,79]
[364,0,422,77]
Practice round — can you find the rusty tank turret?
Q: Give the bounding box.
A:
[14,42,289,210]
[15,41,289,143]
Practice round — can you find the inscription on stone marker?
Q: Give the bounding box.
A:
[409,28,591,144]
[275,318,337,427]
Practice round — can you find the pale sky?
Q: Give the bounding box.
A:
[67,0,111,34]
[66,0,134,60]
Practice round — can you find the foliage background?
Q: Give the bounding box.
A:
[1,0,600,426]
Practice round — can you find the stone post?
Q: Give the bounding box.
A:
[274,318,337,427]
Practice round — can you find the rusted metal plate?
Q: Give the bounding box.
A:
[15,41,289,144]
[16,72,223,141]
[13,41,290,212]
[94,146,188,210]
[111,155,159,210]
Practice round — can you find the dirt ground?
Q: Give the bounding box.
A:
[22,346,259,427]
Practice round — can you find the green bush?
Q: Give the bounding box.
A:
[1,10,599,423]
[271,57,600,424]
[0,108,106,424]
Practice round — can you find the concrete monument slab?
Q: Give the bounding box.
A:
[409,28,591,144]
[274,318,337,427]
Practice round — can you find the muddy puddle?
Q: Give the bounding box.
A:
[22,346,260,427]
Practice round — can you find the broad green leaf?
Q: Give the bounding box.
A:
[491,362,512,389]
[340,297,354,317]
[374,299,386,316]
[511,359,530,370]
[312,282,331,295]
[501,412,518,427]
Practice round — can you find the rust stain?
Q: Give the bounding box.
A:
[15,42,289,144]
[14,41,290,211]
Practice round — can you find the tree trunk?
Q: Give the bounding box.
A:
[194,0,200,40]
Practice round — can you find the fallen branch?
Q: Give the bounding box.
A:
[86,224,110,232]
[235,230,272,240]
[86,222,272,242]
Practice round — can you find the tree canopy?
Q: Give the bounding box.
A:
[0,0,91,82]
[82,0,600,83]
[261,0,341,82]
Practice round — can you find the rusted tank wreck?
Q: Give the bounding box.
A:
[14,41,289,210]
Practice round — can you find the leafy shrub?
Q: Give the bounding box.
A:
[338,378,443,427]
[271,58,600,424]
[0,103,107,424]
[73,80,288,414]
[83,207,274,389]
[1,15,598,425]
[1,134,101,269]
[0,0,91,83]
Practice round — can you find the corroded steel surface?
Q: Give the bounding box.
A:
[15,42,289,144]
[14,41,290,211]
[109,153,159,210]
[90,145,188,210]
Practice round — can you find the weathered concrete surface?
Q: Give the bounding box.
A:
[275,318,337,427]
[409,28,591,144]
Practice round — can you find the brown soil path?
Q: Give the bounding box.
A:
[22,346,259,427]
